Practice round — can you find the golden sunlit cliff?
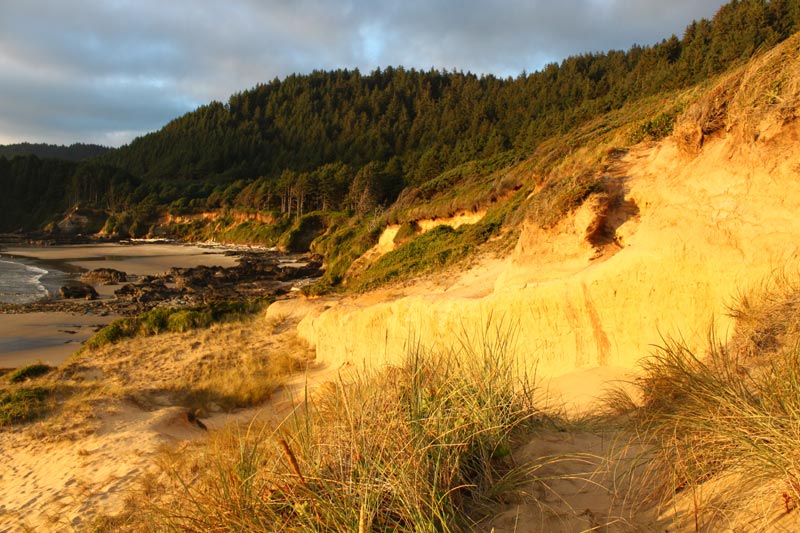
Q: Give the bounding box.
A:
[292,33,800,388]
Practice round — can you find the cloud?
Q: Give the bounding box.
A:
[0,0,726,146]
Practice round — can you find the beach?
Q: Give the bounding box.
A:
[0,243,242,368]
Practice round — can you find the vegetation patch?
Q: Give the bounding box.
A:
[628,108,681,144]
[304,219,381,294]
[115,330,543,531]
[352,216,500,292]
[278,212,329,253]
[175,342,311,412]
[84,298,271,350]
[0,386,51,426]
[611,276,800,524]
[393,220,420,245]
[523,170,603,229]
[353,226,470,291]
[7,363,52,384]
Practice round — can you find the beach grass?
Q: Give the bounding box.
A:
[608,275,800,527]
[7,362,52,383]
[0,385,52,426]
[102,329,549,531]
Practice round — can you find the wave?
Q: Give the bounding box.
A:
[0,258,51,304]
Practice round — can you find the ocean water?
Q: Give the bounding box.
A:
[0,255,69,304]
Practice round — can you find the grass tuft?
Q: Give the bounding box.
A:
[0,386,51,426]
[7,363,52,384]
[616,275,800,526]
[120,330,544,531]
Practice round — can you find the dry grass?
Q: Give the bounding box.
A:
[675,32,800,154]
[174,328,312,411]
[8,310,313,441]
[727,32,800,142]
[610,273,800,529]
[673,75,740,153]
[102,329,553,532]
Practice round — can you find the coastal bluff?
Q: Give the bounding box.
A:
[292,118,800,380]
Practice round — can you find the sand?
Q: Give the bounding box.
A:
[0,309,320,531]
[3,242,241,277]
[0,313,113,368]
[0,243,242,368]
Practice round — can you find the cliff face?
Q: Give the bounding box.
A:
[295,37,800,379]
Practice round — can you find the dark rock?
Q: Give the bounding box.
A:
[59,282,98,300]
[115,279,178,303]
[6,250,321,317]
[170,266,219,289]
[81,267,128,285]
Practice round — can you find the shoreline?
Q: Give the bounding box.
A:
[0,312,113,368]
[0,242,252,368]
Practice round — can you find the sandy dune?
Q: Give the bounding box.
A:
[0,310,319,531]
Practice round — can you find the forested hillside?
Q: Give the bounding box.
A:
[0,143,110,162]
[1,0,797,245]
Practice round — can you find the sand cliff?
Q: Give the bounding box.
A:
[295,121,800,383]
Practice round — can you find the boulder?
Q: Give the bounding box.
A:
[114,279,178,303]
[170,266,220,289]
[81,268,128,285]
[59,282,98,300]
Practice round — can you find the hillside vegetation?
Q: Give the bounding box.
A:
[0,142,110,162]
[1,0,799,292]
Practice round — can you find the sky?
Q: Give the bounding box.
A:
[0,0,729,148]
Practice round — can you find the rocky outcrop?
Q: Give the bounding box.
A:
[115,279,178,304]
[59,282,98,300]
[111,252,322,311]
[81,268,128,285]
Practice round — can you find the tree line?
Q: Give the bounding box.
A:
[1,0,797,233]
[0,143,110,162]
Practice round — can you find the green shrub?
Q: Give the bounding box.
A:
[137,307,173,335]
[0,386,51,426]
[84,298,271,350]
[279,212,327,252]
[7,363,52,383]
[353,211,506,292]
[83,318,137,350]
[166,309,212,332]
[393,220,420,244]
[629,109,679,144]
[306,220,380,291]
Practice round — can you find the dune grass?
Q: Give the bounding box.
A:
[610,275,800,527]
[7,363,52,384]
[172,330,312,412]
[108,328,547,531]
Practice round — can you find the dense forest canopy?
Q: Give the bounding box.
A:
[1,0,798,233]
[0,143,111,162]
